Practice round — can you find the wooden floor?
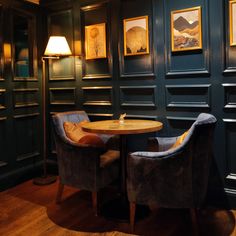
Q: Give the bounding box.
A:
[0,179,236,236]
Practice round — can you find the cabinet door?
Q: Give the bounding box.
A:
[12,10,37,81]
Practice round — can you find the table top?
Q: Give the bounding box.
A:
[81,119,163,135]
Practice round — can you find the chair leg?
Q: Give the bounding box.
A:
[56,181,64,204]
[190,208,199,236]
[92,191,98,216]
[130,202,136,233]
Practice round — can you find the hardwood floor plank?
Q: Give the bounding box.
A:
[0,179,235,236]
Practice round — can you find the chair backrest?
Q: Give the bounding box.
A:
[52,110,89,143]
[189,113,217,205]
[127,113,217,208]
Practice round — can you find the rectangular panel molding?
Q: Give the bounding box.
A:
[82,74,112,80]
[13,88,39,108]
[49,87,76,106]
[48,10,75,81]
[87,113,113,121]
[164,0,210,77]
[82,86,112,106]
[167,116,196,136]
[13,113,40,162]
[81,2,112,79]
[126,114,157,120]
[165,84,211,109]
[119,0,154,78]
[0,89,6,109]
[49,57,75,81]
[223,84,236,109]
[120,85,156,108]
[0,117,7,167]
[223,119,236,185]
[223,0,236,74]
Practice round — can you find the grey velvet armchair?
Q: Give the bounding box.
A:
[52,111,119,215]
[127,113,217,232]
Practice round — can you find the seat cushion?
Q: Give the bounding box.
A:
[63,121,105,147]
[171,130,189,149]
[100,150,120,167]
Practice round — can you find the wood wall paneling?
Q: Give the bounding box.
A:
[165,84,211,109]
[47,9,76,159]
[0,5,3,81]
[0,117,7,167]
[49,87,76,106]
[48,10,75,82]
[13,88,39,108]
[87,112,113,121]
[223,84,236,109]
[49,58,75,81]
[11,9,38,81]
[119,0,154,78]
[120,85,156,108]
[0,88,6,109]
[164,0,210,77]
[13,113,40,162]
[167,116,196,136]
[81,2,112,79]
[223,119,236,189]
[82,86,112,106]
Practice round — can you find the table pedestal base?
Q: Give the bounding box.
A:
[101,197,149,222]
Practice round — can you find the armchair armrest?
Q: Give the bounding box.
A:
[147,136,179,152]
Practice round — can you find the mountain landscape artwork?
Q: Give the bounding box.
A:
[171,6,202,52]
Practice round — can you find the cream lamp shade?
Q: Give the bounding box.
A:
[44,36,72,56]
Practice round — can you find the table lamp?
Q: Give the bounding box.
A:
[33,36,72,185]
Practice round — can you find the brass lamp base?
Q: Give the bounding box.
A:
[33,175,57,185]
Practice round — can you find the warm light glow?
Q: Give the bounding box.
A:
[44,36,72,56]
[4,43,11,60]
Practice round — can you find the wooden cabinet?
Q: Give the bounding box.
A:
[0,0,40,190]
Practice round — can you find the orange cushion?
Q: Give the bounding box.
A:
[63,120,105,147]
[100,150,120,167]
[171,130,189,149]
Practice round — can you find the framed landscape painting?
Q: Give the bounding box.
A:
[85,23,107,60]
[171,6,202,52]
[123,15,149,56]
[230,0,236,46]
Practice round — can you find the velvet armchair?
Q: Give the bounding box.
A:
[52,110,119,215]
[127,113,217,231]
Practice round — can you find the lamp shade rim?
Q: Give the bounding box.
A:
[44,36,72,56]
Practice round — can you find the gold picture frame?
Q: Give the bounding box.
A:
[123,15,149,56]
[171,6,202,52]
[230,0,236,46]
[85,23,107,60]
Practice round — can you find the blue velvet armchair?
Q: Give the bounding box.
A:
[52,111,120,215]
[127,113,217,231]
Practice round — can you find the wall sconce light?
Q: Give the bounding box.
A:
[34,36,72,185]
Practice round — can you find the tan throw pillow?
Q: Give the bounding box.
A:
[63,120,105,148]
[171,130,189,149]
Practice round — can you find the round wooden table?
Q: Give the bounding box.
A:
[81,119,163,221]
[81,119,163,135]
